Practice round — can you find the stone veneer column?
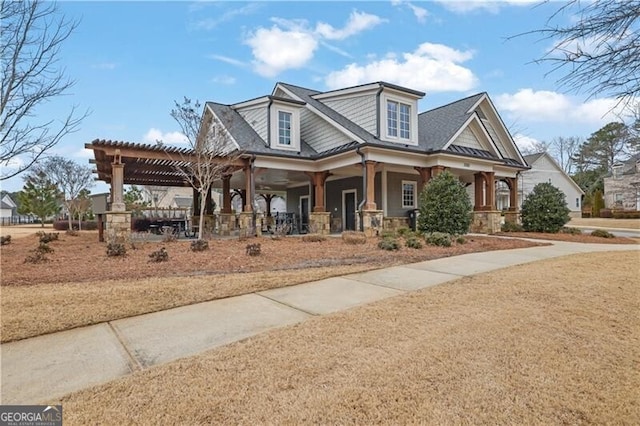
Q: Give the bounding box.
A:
[474,173,485,211]
[361,210,383,237]
[504,177,519,224]
[218,213,235,236]
[309,212,331,235]
[243,165,253,212]
[414,167,432,195]
[106,150,131,242]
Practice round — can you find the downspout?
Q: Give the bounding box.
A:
[266,98,274,146]
[356,145,366,231]
[250,154,257,233]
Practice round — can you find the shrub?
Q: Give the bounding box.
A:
[246,243,261,256]
[0,235,11,245]
[560,226,583,235]
[37,231,59,244]
[591,190,604,217]
[456,236,466,244]
[521,182,570,233]
[106,242,127,257]
[591,229,615,238]
[66,229,79,237]
[190,239,209,252]
[501,221,524,232]
[418,171,472,235]
[149,247,169,262]
[396,227,411,237]
[599,208,613,218]
[378,237,400,251]
[379,230,397,239]
[405,235,423,249]
[425,232,452,247]
[302,233,326,242]
[24,242,54,263]
[342,231,367,245]
[37,242,54,254]
[162,228,178,243]
[612,211,640,219]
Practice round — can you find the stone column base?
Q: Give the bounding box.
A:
[192,215,217,238]
[504,208,519,224]
[106,211,131,243]
[383,217,410,232]
[238,212,254,236]
[471,210,502,234]
[361,210,383,237]
[218,213,235,236]
[309,212,331,235]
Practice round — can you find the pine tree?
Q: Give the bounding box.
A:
[16,172,60,226]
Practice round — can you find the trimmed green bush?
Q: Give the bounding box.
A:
[456,236,466,244]
[425,232,452,247]
[405,235,423,249]
[417,171,472,235]
[378,237,401,251]
[591,229,615,238]
[560,226,583,235]
[521,182,570,233]
[396,227,411,237]
[501,221,524,232]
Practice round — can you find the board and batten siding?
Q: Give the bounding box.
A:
[237,107,268,142]
[300,109,352,153]
[520,155,583,216]
[323,94,377,134]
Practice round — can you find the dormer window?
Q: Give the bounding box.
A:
[387,100,411,140]
[278,111,292,146]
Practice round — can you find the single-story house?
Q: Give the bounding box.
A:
[0,194,16,225]
[604,154,640,210]
[87,81,529,239]
[517,152,584,218]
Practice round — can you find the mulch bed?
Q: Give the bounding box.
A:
[1,231,543,287]
[495,231,638,244]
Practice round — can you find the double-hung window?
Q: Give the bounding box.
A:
[278,111,292,146]
[402,181,417,209]
[387,101,411,140]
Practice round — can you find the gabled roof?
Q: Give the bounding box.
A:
[523,152,545,167]
[418,93,486,152]
[613,153,640,175]
[0,200,14,209]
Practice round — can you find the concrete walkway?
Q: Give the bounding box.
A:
[2,240,638,404]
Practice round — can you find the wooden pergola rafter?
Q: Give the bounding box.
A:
[85,139,245,187]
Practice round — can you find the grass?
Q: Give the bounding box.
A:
[57,250,640,425]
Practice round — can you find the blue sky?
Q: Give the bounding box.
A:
[2,0,628,193]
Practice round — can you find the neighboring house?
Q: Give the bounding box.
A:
[604,154,640,210]
[519,152,585,218]
[0,194,16,225]
[87,81,529,235]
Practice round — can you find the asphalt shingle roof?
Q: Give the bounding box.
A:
[523,152,545,167]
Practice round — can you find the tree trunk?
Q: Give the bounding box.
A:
[198,188,207,240]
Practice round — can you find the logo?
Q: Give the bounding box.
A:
[0,405,62,426]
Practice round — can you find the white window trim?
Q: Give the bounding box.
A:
[401,180,417,209]
[270,104,300,151]
[380,93,418,145]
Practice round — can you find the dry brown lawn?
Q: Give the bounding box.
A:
[569,217,640,229]
[57,251,640,425]
[0,231,541,342]
[496,231,638,244]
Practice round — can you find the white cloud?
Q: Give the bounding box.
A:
[315,10,386,40]
[325,42,477,92]
[1,156,24,170]
[143,128,188,145]
[512,133,542,152]
[392,1,429,23]
[243,10,385,77]
[436,0,536,14]
[192,3,261,30]
[245,25,318,77]
[495,89,624,124]
[209,54,246,67]
[91,63,117,70]
[75,148,95,159]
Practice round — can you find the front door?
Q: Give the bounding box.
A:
[343,190,357,231]
[299,196,309,233]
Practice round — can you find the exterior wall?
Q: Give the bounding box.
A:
[386,171,419,217]
[300,109,351,153]
[519,156,583,216]
[453,127,484,150]
[326,177,362,223]
[286,185,310,213]
[604,173,640,210]
[0,207,12,219]
[323,94,377,134]
[237,106,268,142]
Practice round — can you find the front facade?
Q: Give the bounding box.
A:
[88,81,529,238]
[519,152,584,218]
[604,155,640,210]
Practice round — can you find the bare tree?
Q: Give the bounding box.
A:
[31,156,94,230]
[166,98,241,240]
[548,136,582,174]
[143,185,169,215]
[524,0,640,107]
[1,0,88,180]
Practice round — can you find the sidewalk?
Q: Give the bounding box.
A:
[2,240,638,404]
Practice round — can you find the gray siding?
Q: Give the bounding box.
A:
[286,185,310,213]
[237,107,268,142]
[604,173,640,210]
[481,119,507,158]
[273,88,292,99]
[326,177,362,219]
[300,109,351,153]
[453,127,483,150]
[323,94,377,134]
[387,172,418,217]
